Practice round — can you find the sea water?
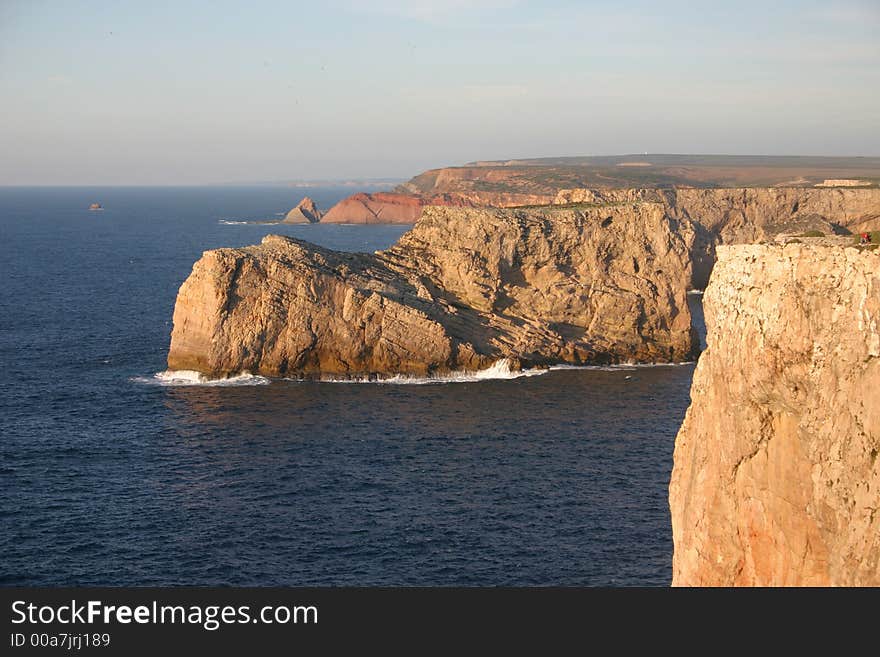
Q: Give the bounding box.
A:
[0,186,703,586]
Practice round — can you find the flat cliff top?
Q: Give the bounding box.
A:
[398,155,880,197]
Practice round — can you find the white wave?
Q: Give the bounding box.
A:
[133,358,693,388]
[133,370,270,386]
[294,358,549,385]
[548,364,637,372]
[549,361,694,372]
[687,289,704,296]
[218,220,251,225]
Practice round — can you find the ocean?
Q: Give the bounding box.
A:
[0,186,703,586]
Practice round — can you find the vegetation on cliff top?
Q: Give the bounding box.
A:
[398,155,880,197]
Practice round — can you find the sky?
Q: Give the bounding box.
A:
[1,0,878,185]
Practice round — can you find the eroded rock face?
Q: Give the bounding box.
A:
[320,192,425,224]
[557,187,880,287]
[323,187,880,247]
[669,244,880,586]
[660,187,880,242]
[282,197,322,224]
[168,204,697,377]
[322,191,558,224]
[397,166,557,205]
[320,192,481,224]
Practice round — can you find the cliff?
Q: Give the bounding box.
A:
[324,187,880,256]
[320,192,479,224]
[660,187,880,240]
[167,203,697,377]
[669,243,880,586]
[557,187,880,286]
[321,192,426,224]
[397,166,557,203]
[555,187,880,236]
[282,196,322,224]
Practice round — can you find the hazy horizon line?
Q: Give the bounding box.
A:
[5,151,880,188]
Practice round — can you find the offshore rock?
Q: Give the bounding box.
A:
[282,197,322,224]
[669,243,880,586]
[167,204,697,377]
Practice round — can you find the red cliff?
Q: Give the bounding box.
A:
[321,192,479,224]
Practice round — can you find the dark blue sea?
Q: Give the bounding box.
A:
[0,186,703,586]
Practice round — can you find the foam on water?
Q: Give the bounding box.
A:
[135,359,695,388]
[549,364,638,372]
[292,359,550,385]
[687,289,704,296]
[220,218,303,226]
[549,361,694,372]
[134,370,270,386]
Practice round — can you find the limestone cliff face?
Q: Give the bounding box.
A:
[331,186,880,236]
[669,244,880,586]
[555,187,880,234]
[661,188,880,241]
[557,187,880,286]
[167,204,697,377]
[324,187,880,240]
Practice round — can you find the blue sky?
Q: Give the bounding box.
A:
[1,0,878,184]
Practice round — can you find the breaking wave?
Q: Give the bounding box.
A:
[133,370,270,386]
[549,361,694,372]
[133,359,694,388]
[303,359,550,385]
[218,220,251,225]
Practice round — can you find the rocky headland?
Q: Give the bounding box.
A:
[669,243,880,586]
[320,192,479,224]
[167,203,697,377]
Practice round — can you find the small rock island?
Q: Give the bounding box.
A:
[282,197,322,224]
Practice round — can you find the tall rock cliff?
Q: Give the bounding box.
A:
[557,187,880,286]
[167,203,697,377]
[661,187,880,241]
[321,192,481,224]
[320,192,428,224]
[669,243,880,586]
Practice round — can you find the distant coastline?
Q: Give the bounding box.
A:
[215,178,406,189]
